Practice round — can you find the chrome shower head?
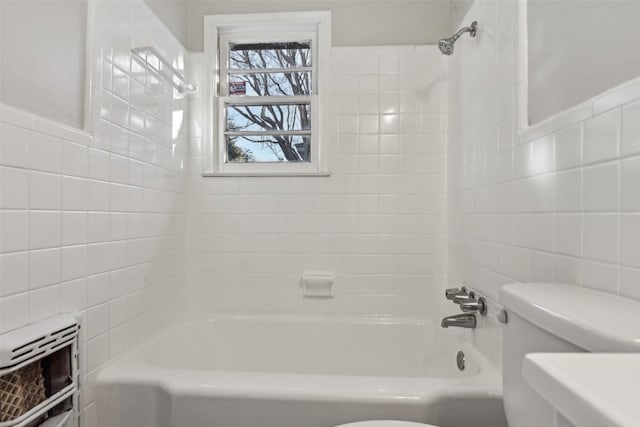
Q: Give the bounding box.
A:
[438,21,478,56]
[438,38,456,56]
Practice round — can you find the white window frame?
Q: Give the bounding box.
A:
[202,11,331,176]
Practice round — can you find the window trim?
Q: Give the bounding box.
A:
[202,11,332,177]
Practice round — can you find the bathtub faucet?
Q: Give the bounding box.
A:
[441,313,476,329]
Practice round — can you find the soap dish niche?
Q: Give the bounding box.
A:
[0,315,79,427]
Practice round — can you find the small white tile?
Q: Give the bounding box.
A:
[87,304,110,339]
[29,211,61,249]
[583,214,619,264]
[620,214,640,269]
[86,334,109,371]
[0,166,29,209]
[0,252,29,296]
[62,176,88,211]
[583,162,619,211]
[554,124,582,170]
[554,214,582,257]
[88,149,110,181]
[0,123,29,167]
[62,212,88,246]
[29,171,61,210]
[554,255,582,286]
[0,293,28,334]
[87,243,110,275]
[60,277,87,312]
[582,260,619,294]
[555,169,582,212]
[621,156,640,211]
[28,284,60,323]
[88,212,110,243]
[622,101,640,155]
[620,267,640,301]
[0,211,29,252]
[62,141,88,177]
[29,248,61,289]
[61,245,87,282]
[29,132,61,173]
[87,273,109,307]
[87,180,110,211]
[583,109,620,165]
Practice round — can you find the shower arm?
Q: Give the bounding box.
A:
[449,21,478,43]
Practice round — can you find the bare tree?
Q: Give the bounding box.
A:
[227,42,312,162]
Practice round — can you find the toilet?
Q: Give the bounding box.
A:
[334,282,640,427]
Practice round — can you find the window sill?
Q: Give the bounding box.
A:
[201,171,331,177]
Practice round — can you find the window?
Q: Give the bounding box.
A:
[203,12,331,176]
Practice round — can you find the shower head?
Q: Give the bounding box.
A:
[438,21,478,56]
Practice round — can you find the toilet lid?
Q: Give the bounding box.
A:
[335,421,438,427]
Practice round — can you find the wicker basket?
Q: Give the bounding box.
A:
[0,362,47,422]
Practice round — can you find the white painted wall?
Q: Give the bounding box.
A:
[528,0,640,124]
[144,0,189,47]
[186,1,451,51]
[188,46,449,316]
[0,1,87,128]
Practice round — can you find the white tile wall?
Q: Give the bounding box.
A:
[0,0,188,425]
[188,46,448,317]
[449,0,640,372]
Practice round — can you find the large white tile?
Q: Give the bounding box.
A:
[0,211,29,252]
[29,211,61,249]
[62,212,88,246]
[583,109,620,165]
[621,156,640,211]
[62,141,88,177]
[62,176,88,211]
[554,214,582,257]
[620,267,640,301]
[0,293,28,334]
[581,260,619,294]
[583,162,619,212]
[61,245,87,282]
[0,166,29,209]
[29,248,61,289]
[29,131,61,173]
[621,100,640,155]
[0,252,29,296]
[555,169,582,212]
[0,123,29,168]
[29,171,61,210]
[554,124,582,170]
[28,284,60,323]
[620,214,640,269]
[583,214,619,264]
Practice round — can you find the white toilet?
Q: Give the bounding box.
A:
[334,282,640,427]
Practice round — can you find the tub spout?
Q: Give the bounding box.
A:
[441,313,476,329]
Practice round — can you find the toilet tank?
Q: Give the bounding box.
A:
[500,283,640,427]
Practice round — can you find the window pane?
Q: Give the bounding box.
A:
[226,104,311,132]
[229,42,312,70]
[229,72,312,96]
[226,135,311,163]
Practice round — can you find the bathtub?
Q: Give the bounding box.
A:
[96,314,507,427]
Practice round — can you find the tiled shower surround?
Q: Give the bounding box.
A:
[0,0,187,424]
[448,0,640,367]
[188,46,449,316]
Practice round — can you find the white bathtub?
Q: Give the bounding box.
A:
[96,314,506,427]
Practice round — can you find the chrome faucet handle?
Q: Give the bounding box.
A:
[445,286,467,300]
[453,291,475,304]
[460,297,487,315]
